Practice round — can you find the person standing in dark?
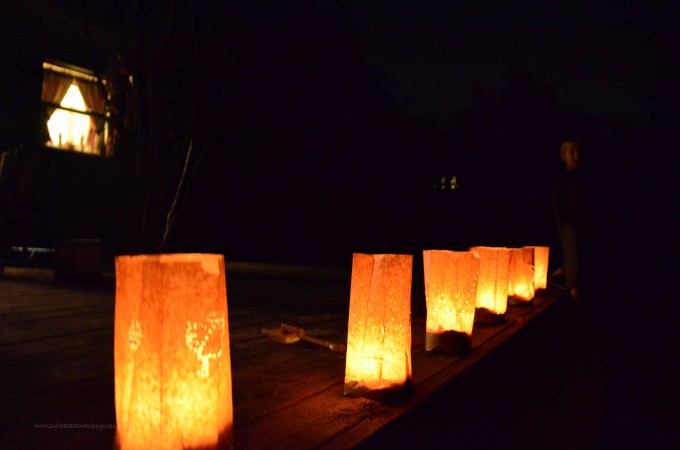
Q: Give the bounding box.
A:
[551,139,583,299]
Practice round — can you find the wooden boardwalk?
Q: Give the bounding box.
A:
[0,264,559,450]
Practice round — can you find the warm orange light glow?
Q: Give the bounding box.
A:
[47,83,91,150]
[470,246,511,316]
[114,254,233,450]
[344,253,413,401]
[526,246,549,290]
[423,250,480,354]
[508,247,535,303]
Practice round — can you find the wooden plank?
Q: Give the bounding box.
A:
[0,327,112,362]
[230,312,345,348]
[226,277,350,312]
[0,289,112,315]
[3,374,116,450]
[232,297,555,450]
[0,269,559,450]
[0,311,113,343]
[323,298,555,449]
[3,373,114,423]
[229,312,350,420]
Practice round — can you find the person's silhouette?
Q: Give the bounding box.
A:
[551,139,582,299]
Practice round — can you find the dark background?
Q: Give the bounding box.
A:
[1,0,676,269]
[1,1,678,447]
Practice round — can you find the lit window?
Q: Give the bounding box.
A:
[41,61,109,156]
[46,84,92,151]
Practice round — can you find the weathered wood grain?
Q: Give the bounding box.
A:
[0,268,557,450]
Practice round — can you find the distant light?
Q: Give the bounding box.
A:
[433,175,459,190]
[449,175,458,190]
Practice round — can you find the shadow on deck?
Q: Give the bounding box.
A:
[2,264,669,450]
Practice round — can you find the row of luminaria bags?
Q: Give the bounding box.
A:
[114,246,549,449]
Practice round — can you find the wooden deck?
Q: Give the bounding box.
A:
[0,264,559,450]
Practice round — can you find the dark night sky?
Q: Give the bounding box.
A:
[347,1,660,129]
[163,0,678,265]
[2,0,677,266]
